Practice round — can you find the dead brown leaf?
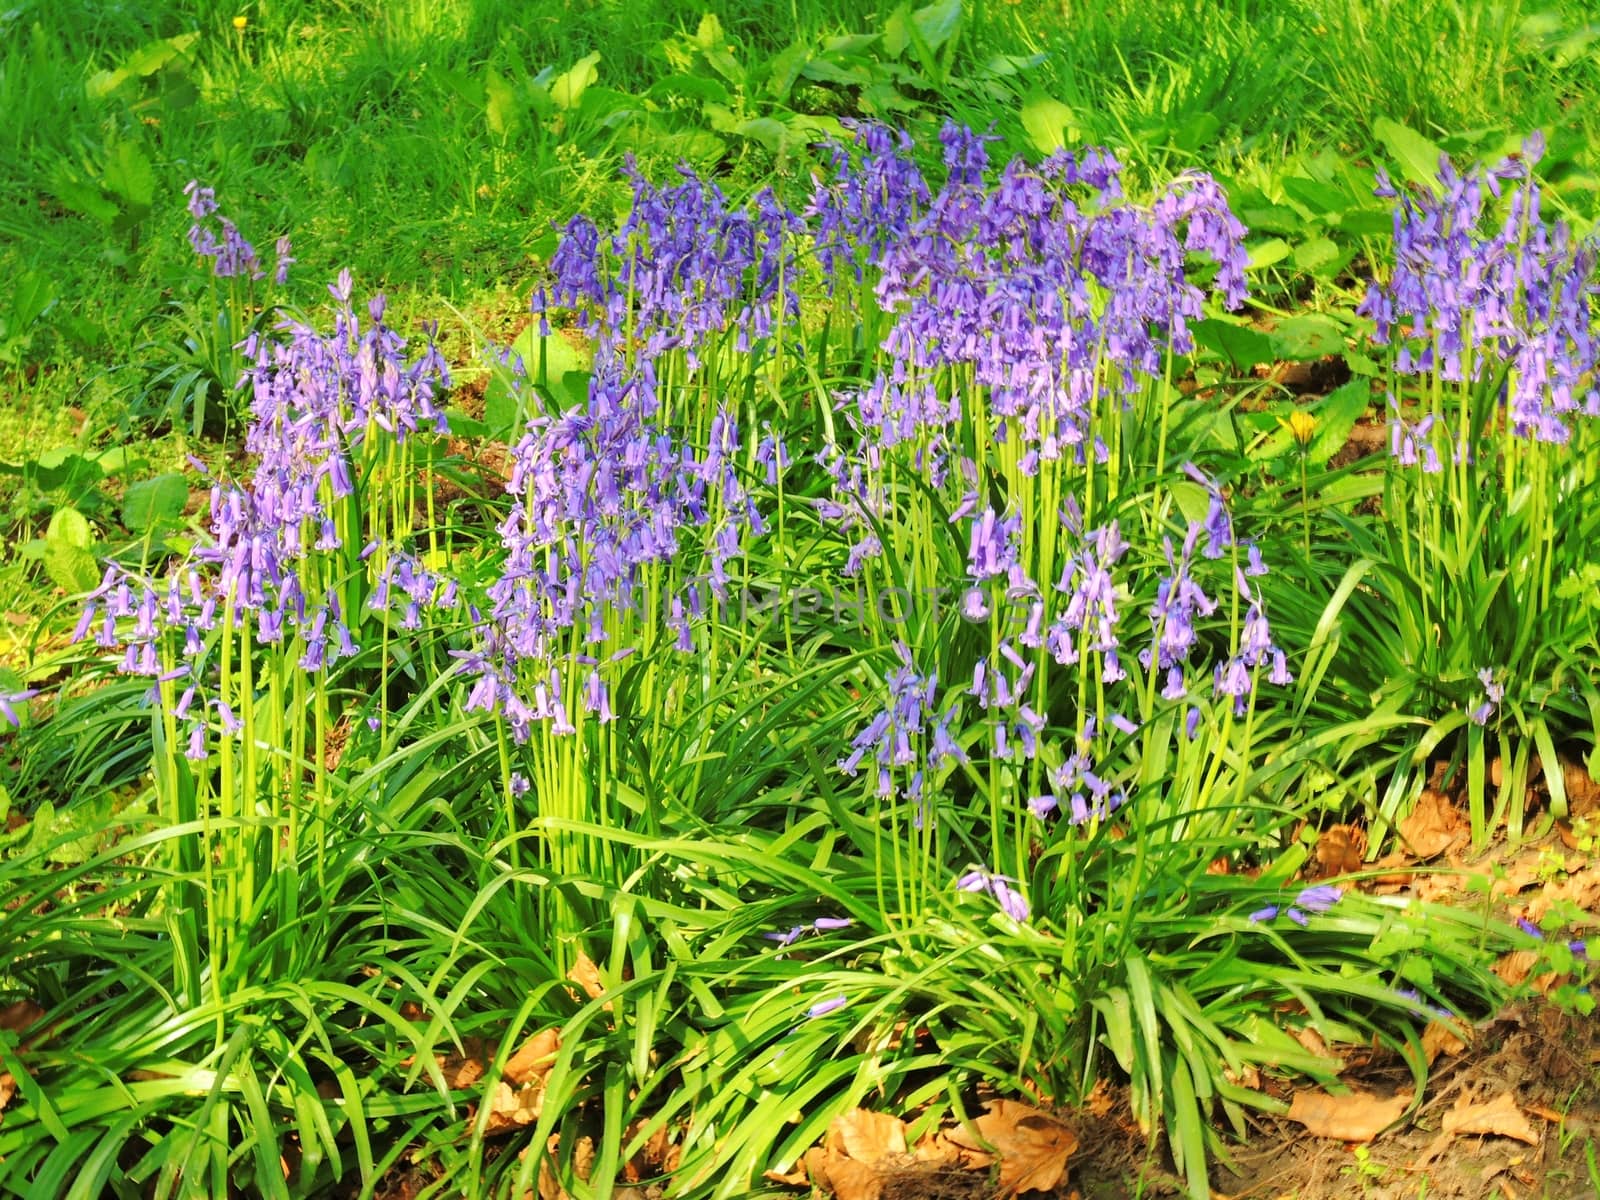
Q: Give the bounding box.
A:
[0,1001,43,1036]
[799,1109,913,1200]
[1084,1079,1116,1119]
[946,1099,1078,1196]
[834,1109,907,1163]
[537,1134,596,1200]
[1286,1089,1410,1142]
[568,952,609,1007]
[1290,1024,1346,1073]
[1371,850,1416,889]
[1442,1091,1539,1145]
[1421,1019,1469,1064]
[803,1146,884,1200]
[1312,825,1365,877]
[1526,865,1600,921]
[912,1130,975,1168]
[1224,1064,1262,1090]
[485,1078,545,1134]
[1559,757,1600,817]
[0,1072,13,1116]
[1493,950,1541,988]
[1398,789,1466,859]
[503,1028,560,1087]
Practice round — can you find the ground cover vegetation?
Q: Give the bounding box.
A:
[2,1,1600,1198]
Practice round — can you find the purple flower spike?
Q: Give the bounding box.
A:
[806,995,849,1019]
[1294,884,1343,913]
[0,689,38,729]
[1248,905,1279,924]
[957,865,1031,922]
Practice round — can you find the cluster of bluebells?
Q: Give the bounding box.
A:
[811,120,1247,507]
[1034,717,1133,826]
[466,160,812,742]
[1248,884,1343,927]
[184,180,293,286]
[836,643,965,807]
[956,865,1030,923]
[809,128,1289,880]
[535,157,804,369]
[1357,133,1600,445]
[1469,667,1504,726]
[76,204,453,760]
[461,358,769,741]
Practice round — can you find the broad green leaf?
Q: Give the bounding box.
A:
[1190,318,1275,371]
[484,68,519,137]
[1245,238,1291,270]
[92,446,146,477]
[882,6,913,58]
[735,117,791,155]
[1331,208,1395,237]
[102,139,156,212]
[1172,111,1220,153]
[44,540,100,594]
[550,53,600,111]
[1306,380,1373,464]
[911,0,963,52]
[4,271,55,333]
[1270,314,1345,361]
[1280,175,1345,217]
[1236,202,1307,237]
[800,56,875,86]
[765,42,810,100]
[124,32,199,78]
[1374,117,1446,190]
[1019,93,1076,155]
[32,449,102,495]
[47,506,92,550]
[1290,237,1342,276]
[121,473,189,533]
[649,73,731,105]
[694,13,725,50]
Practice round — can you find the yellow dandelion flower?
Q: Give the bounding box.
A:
[1285,410,1317,448]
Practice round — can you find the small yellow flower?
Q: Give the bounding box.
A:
[1285,410,1317,448]
[233,14,248,30]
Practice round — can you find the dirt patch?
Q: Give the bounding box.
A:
[1060,1002,1600,1200]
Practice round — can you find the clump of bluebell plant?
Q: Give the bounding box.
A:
[803,123,1290,927]
[1353,132,1600,836]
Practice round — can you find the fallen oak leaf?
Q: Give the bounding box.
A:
[1286,1088,1411,1142]
[1421,1018,1469,1064]
[834,1108,907,1163]
[1442,1091,1538,1145]
[0,1002,44,1036]
[567,951,611,1010]
[503,1028,560,1087]
[484,1077,545,1134]
[1397,788,1466,860]
[1313,824,1364,877]
[946,1099,1078,1197]
[799,1109,911,1200]
[803,1145,884,1200]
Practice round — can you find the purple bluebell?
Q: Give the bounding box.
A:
[957,865,1031,922]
